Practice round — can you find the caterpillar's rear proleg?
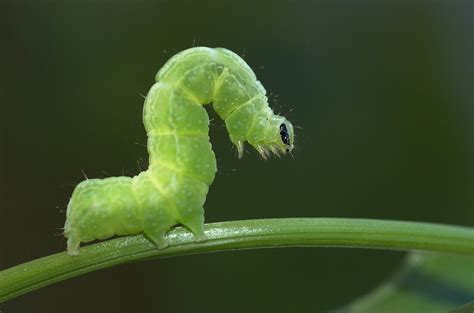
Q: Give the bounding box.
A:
[66,236,81,256]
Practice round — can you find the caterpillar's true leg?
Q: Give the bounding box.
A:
[181,210,207,242]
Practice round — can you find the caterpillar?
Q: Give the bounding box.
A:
[64,47,295,255]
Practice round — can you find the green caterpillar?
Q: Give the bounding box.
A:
[64,47,295,255]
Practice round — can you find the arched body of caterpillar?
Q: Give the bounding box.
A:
[64,47,295,255]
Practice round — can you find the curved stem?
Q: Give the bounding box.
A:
[2,218,474,303]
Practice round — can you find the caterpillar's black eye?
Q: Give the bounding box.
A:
[279,123,290,145]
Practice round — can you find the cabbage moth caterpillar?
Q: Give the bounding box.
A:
[64,47,295,255]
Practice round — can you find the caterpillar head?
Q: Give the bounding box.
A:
[240,116,294,159]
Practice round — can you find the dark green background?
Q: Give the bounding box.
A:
[1,1,473,312]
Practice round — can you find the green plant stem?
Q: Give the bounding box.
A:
[2,218,474,303]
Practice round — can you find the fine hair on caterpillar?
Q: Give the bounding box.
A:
[64,47,295,255]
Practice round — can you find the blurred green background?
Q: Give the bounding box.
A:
[1,1,473,312]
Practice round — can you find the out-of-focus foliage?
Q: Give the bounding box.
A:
[337,253,474,313]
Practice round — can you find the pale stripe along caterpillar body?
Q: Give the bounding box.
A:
[64,47,294,255]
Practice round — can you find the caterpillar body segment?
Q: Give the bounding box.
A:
[64,47,294,255]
